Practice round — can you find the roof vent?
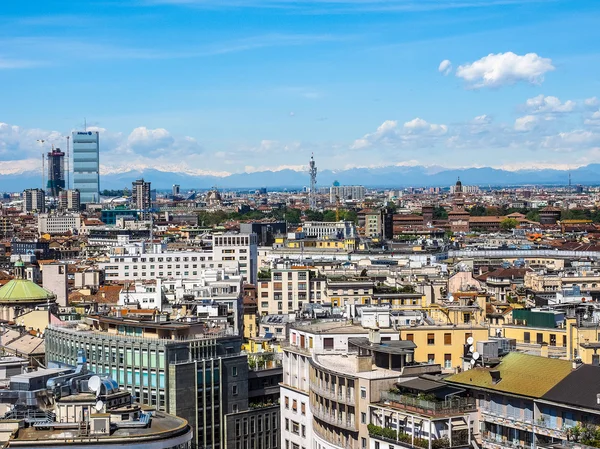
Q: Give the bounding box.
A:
[489,370,501,384]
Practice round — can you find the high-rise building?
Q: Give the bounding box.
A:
[23,188,45,213]
[329,185,365,203]
[72,130,100,204]
[58,189,81,212]
[173,184,181,196]
[132,178,152,215]
[46,147,65,197]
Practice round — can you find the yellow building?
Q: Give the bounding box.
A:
[398,325,489,372]
[243,295,258,341]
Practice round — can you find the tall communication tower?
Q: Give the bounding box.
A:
[308,154,317,210]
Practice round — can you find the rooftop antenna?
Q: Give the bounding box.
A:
[568,172,572,191]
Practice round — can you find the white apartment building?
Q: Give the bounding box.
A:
[281,322,404,449]
[258,267,312,316]
[100,237,247,281]
[38,213,82,235]
[213,232,258,284]
[302,222,357,239]
[118,280,162,311]
[330,185,365,203]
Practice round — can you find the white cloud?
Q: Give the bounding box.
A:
[585,97,599,107]
[438,59,452,76]
[524,94,575,113]
[541,130,600,152]
[403,117,448,135]
[584,111,600,126]
[455,52,554,88]
[514,115,538,131]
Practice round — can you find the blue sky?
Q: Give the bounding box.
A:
[1,0,600,176]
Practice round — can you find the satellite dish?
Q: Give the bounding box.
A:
[584,314,590,320]
[466,336,475,345]
[469,345,475,353]
[448,295,454,302]
[470,359,476,366]
[472,352,480,361]
[88,376,101,393]
[95,400,104,411]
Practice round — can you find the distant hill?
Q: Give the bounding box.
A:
[1,164,598,192]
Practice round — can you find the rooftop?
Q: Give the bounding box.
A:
[290,321,401,334]
[0,279,55,303]
[542,364,600,411]
[446,352,573,398]
[312,353,402,379]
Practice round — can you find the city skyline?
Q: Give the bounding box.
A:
[1,1,600,176]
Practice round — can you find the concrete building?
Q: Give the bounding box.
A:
[38,213,82,235]
[132,178,152,216]
[42,262,68,307]
[240,222,287,246]
[213,233,258,284]
[58,188,81,212]
[330,185,366,203]
[23,189,45,213]
[72,130,100,204]
[302,221,357,239]
[258,266,312,315]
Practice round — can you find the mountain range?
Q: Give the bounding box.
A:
[1,164,598,192]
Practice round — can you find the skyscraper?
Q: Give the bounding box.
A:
[132,179,152,216]
[58,189,81,212]
[72,131,100,204]
[46,148,65,197]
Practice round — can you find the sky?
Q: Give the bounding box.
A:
[1,0,600,177]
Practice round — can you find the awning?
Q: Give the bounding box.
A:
[451,419,469,431]
[264,333,274,339]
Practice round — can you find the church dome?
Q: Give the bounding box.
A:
[0,279,55,303]
[456,178,462,187]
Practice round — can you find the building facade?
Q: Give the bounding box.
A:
[213,233,258,284]
[38,213,82,235]
[72,130,100,204]
[132,178,152,215]
[58,189,81,212]
[23,189,45,213]
[330,186,366,203]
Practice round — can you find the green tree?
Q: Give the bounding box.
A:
[284,208,302,224]
[305,210,324,221]
[433,206,448,220]
[469,205,486,216]
[500,218,518,231]
[526,209,540,222]
[323,210,337,222]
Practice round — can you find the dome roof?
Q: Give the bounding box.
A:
[0,279,55,303]
[456,177,462,187]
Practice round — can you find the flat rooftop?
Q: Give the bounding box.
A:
[14,409,190,443]
[312,353,401,380]
[291,321,401,334]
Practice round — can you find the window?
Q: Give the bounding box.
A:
[285,419,289,431]
[233,385,238,395]
[444,354,452,369]
[362,438,367,449]
[301,424,306,437]
[361,412,366,424]
[301,402,306,415]
[360,387,367,399]
[563,335,567,347]
[406,333,414,342]
[428,354,435,364]
[537,333,544,344]
[233,366,238,377]
[292,399,297,412]
[324,338,334,350]
[292,421,299,435]
[285,396,289,409]
[524,332,530,343]
[444,333,452,345]
[375,443,380,449]
[427,333,435,345]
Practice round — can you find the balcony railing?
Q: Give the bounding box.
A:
[481,431,533,449]
[310,383,355,406]
[312,407,358,432]
[381,391,476,416]
[314,425,359,449]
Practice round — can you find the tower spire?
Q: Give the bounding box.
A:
[308,154,317,210]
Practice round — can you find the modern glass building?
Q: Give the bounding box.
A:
[72,130,100,204]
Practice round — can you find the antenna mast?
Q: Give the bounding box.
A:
[308,153,317,210]
[66,136,70,190]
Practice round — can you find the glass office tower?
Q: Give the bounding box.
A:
[72,131,100,204]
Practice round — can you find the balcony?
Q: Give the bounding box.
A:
[369,426,470,449]
[310,383,355,406]
[381,391,476,417]
[314,425,359,449]
[312,407,358,432]
[481,431,533,449]
[281,341,311,356]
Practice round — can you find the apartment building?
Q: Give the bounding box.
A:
[258,267,312,315]
[213,232,258,284]
[38,213,82,235]
[326,279,375,307]
[101,239,239,281]
[58,189,81,212]
[329,185,365,203]
[23,188,45,213]
[447,353,576,449]
[525,269,600,294]
[398,325,489,371]
[302,221,357,239]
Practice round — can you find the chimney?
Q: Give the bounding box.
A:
[369,327,381,345]
[489,370,501,384]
